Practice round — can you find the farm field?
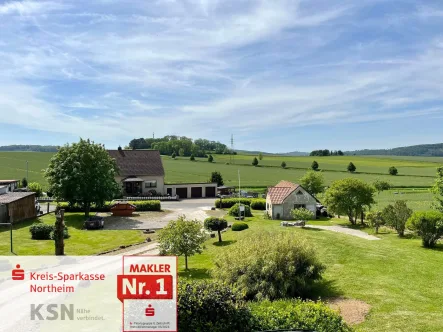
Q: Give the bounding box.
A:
[1,151,441,190]
[178,211,443,332]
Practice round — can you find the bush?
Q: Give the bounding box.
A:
[228,203,253,217]
[389,166,398,175]
[347,162,356,173]
[30,223,53,240]
[249,299,353,332]
[311,160,319,171]
[250,199,266,210]
[51,226,70,240]
[252,157,259,166]
[208,154,214,162]
[215,198,252,209]
[231,222,249,231]
[290,208,314,221]
[407,211,443,248]
[171,152,176,159]
[190,154,195,161]
[28,182,43,197]
[212,232,324,300]
[129,200,161,211]
[281,161,286,168]
[178,280,253,332]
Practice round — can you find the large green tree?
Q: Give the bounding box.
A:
[324,178,375,224]
[373,179,391,195]
[44,139,120,217]
[432,166,443,212]
[300,170,325,196]
[209,171,224,186]
[158,216,207,270]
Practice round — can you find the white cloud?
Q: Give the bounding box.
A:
[0,1,67,15]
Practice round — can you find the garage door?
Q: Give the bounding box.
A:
[191,187,202,198]
[176,188,188,199]
[205,186,216,197]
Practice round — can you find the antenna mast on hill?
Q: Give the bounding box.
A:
[230,134,234,164]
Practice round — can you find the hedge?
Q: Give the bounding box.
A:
[215,198,252,208]
[249,299,353,332]
[29,223,70,240]
[232,222,249,231]
[178,280,253,332]
[250,199,266,210]
[56,200,161,212]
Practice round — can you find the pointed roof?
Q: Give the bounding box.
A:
[107,150,165,177]
[267,180,300,204]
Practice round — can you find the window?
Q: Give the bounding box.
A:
[144,181,157,188]
[294,204,305,209]
[296,190,304,195]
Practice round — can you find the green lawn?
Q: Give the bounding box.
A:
[0,213,146,255]
[178,211,443,332]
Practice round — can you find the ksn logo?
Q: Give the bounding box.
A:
[12,264,25,281]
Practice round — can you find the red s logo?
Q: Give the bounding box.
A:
[12,264,24,280]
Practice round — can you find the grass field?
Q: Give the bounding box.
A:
[178,211,443,332]
[0,213,146,255]
[1,151,442,190]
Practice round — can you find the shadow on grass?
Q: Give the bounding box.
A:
[213,240,237,247]
[178,268,211,280]
[308,279,344,300]
[425,243,443,252]
[301,227,323,232]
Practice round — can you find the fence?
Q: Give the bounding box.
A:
[116,196,179,201]
[37,197,55,202]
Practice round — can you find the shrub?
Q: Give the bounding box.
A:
[208,154,213,162]
[228,203,252,217]
[382,200,412,236]
[21,177,28,188]
[231,222,249,231]
[28,182,43,197]
[281,161,286,168]
[389,166,398,175]
[407,211,443,248]
[249,299,353,332]
[366,211,385,234]
[212,232,324,300]
[250,199,266,210]
[190,154,195,161]
[171,152,176,159]
[290,208,314,221]
[129,200,161,211]
[215,198,251,209]
[209,171,224,186]
[252,157,259,166]
[347,162,356,173]
[204,217,228,242]
[178,280,253,332]
[30,223,53,240]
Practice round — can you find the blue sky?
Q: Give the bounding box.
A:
[0,0,443,152]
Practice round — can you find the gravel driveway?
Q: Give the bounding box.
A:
[304,225,380,240]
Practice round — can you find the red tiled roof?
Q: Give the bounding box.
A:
[267,181,300,204]
[107,150,165,177]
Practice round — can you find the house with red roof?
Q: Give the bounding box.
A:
[266,180,318,220]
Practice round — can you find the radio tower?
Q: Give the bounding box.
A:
[230,134,234,164]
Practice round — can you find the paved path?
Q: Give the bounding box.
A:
[304,225,380,240]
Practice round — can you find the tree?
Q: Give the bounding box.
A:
[204,217,228,242]
[258,153,263,161]
[212,231,324,300]
[300,170,325,196]
[28,182,43,197]
[407,211,443,248]
[281,161,286,169]
[382,201,412,237]
[432,166,443,212]
[373,179,391,195]
[389,166,398,175]
[44,138,120,217]
[324,178,375,224]
[347,162,356,173]
[366,211,385,234]
[311,160,319,171]
[179,148,185,157]
[290,208,314,221]
[158,216,207,270]
[21,177,28,188]
[171,152,176,159]
[209,171,224,186]
[190,154,195,161]
[208,154,213,163]
[252,157,259,166]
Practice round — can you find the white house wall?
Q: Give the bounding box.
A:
[281,187,317,219]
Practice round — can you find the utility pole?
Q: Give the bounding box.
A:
[238,170,241,220]
[26,161,29,184]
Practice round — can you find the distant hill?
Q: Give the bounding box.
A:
[346,143,443,157]
[0,145,58,152]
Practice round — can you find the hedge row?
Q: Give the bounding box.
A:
[29,223,70,240]
[56,200,161,212]
[215,198,266,210]
[229,204,253,217]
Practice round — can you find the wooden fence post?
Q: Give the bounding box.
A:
[47,202,50,214]
[54,209,65,255]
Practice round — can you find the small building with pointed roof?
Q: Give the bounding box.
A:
[266,180,318,220]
